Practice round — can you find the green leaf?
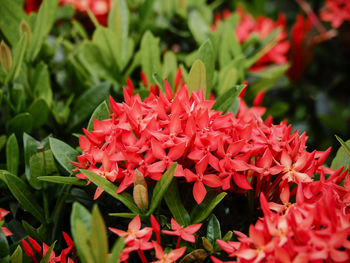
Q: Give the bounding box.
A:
[188,11,210,44]
[0,0,26,46]
[335,135,350,157]
[4,171,45,223]
[188,60,206,97]
[146,163,177,216]
[6,134,19,175]
[152,73,165,92]
[331,139,350,170]
[91,205,108,263]
[108,237,125,263]
[38,176,86,186]
[0,228,9,259]
[69,83,110,130]
[39,241,56,263]
[191,191,227,224]
[109,213,137,219]
[49,137,79,175]
[27,0,59,61]
[32,63,53,108]
[213,84,245,113]
[28,99,50,129]
[0,135,7,152]
[10,83,25,113]
[206,214,221,245]
[7,113,33,135]
[197,40,214,95]
[87,101,110,131]
[29,150,58,189]
[162,51,177,84]
[10,245,23,263]
[140,31,162,84]
[81,170,139,213]
[217,68,238,96]
[108,0,129,69]
[5,33,27,84]
[164,180,190,226]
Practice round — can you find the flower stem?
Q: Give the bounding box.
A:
[137,249,148,263]
[176,236,181,249]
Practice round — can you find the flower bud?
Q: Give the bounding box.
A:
[134,169,147,188]
[202,237,214,253]
[133,184,148,210]
[20,20,32,44]
[0,41,12,74]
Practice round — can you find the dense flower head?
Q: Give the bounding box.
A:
[212,7,290,71]
[216,177,350,263]
[72,81,332,204]
[320,0,350,28]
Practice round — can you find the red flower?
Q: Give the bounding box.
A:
[320,0,350,28]
[162,218,201,248]
[151,241,186,263]
[0,208,12,237]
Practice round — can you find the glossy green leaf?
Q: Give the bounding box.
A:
[28,99,50,129]
[75,220,95,263]
[140,31,161,84]
[146,163,177,216]
[87,101,110,131]
[10,245,23,263]
[191,191,227,224]
[109,213,137,218]
[213,84,245,113]
[81,170,139,213]
[188,11,210,44]
[197,40,214,95]
[29,150,58,189]
[4,171,45,223]
[188,60,206,97]
[152,73,165,92]
[39,241,56,263]
[32,63,53,108]
[0,228,9,259]
[21,220,42,242]
[69,83,110,130]
[49,137,79,176]
[71,203,94,263]
[6,134,19,175]
[27,0,59,61]
[7,113,33,135]
[108,0,129,69]
[108,237,124,263]
[206,214,221,245]
[5,33,27,84]
[164,180,190,226]
[0,0,26,46]
[38,176,86,186]
[331,139,350,170]
[91,205,108,263]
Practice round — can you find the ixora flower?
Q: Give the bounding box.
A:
[0,208,12,237]
[212,7,290,71]
[152,241,186,263]
[320,0,350,28]
[22,232,76,263]
[72,79,332,205]
[215,179,350,263]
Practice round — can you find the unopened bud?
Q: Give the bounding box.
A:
[0,41,12,74]
[133,184,148,210]
[202,237,214,253]
[134,169,147,188]
[20,20,32,44]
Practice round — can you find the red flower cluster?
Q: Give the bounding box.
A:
[213,7,290,71]
[0,208,12,237]
[320,0,350,28]
[109,215,199,262]
[72,81,331,205]
[22,232,76,263]
[24,0,112,25]
[214,168,350,263]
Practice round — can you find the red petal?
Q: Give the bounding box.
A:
[151,138,166,159]
[232,173,252,190]
[193,181,206,204]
